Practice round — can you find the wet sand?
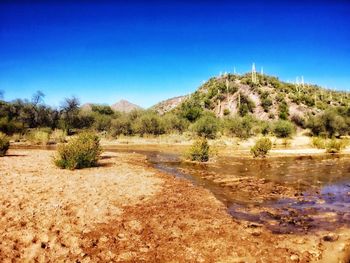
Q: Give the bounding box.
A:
[0,149,350,262]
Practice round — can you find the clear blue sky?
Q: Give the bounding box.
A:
[1,1,349,108]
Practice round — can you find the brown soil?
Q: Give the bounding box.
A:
[0,150,350,262]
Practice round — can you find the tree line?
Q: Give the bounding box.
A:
[0,90,349,140]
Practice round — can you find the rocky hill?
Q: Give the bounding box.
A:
[151,95,188,114]
[154,73,349,121]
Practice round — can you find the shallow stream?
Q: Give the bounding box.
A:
[106,146,350,234]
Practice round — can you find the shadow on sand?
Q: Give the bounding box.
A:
[4,154,26,157]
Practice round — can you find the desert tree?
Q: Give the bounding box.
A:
[59,97,80,134]
[32,90,45,106]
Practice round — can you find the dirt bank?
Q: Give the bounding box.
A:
[0,150,162,262]
[0,150,349,262]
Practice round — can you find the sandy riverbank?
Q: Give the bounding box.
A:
[99,134,350,157]
[0,149,350,262]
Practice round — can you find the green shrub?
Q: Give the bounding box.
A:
[55,132,102,170]
[261,97,273,112]
[260,91,273,112]
[110,117,133,137]
[178,97,203,122]
[311,137,326,149]
[0,132,10,157]
[250,137,272,157]
[162,113,189,134]
[27,130,50,145]
[203,98,214,109]
[307,114,325,136]
[191,113,219,139]
[227,85,238,94]
[0,117,23,135]
[259,121,271,136]
[91,105,114,115]
[273,120,295,138]
[132,112,165,136]
[92,113,112,132]
[187,137,210,162]
[326,139,344,154]
[278,100,289,120]
[224,115,255,139]
[307,110,349,138]
[238,93,255,116]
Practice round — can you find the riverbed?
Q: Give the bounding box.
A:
[104,145,350,234]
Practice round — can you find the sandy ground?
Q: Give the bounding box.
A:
[1,149,350,262]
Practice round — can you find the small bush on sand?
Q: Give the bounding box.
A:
[311,137,326,149]
[187,137,210,162]
[250,137,272,158]
[0,132,10,157]
[325,139,345,154]
[55,132,102,170]
[27,130,50,145]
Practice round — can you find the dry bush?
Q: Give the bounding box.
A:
[326,139,346,154]
[54,132,102,170]
[186,137,210,162]
[27,129,50,145]
[250,137,272,158]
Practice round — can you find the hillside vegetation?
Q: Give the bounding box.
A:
[158,73,349,121]
[0,73,349,142]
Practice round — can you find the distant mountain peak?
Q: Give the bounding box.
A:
[80,103,93,111]
[111,99,142,113]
